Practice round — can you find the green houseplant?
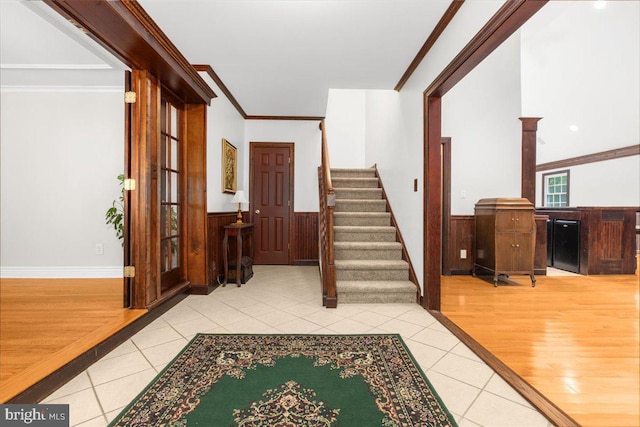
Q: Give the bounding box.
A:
[105,174,125,245]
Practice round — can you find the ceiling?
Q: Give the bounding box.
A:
[0,0,451,117]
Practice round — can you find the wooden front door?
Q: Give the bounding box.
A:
[250,143,294,265]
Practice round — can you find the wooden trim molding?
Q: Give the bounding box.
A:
[194,64,246,118]
[395,0,465,91]
[423,0,548,310]
[536,144,640,172]
[520,117,542,204]
[246,115,325,121]
[43,0,215,105]
[430,311,580,427]
[194,64,325,121]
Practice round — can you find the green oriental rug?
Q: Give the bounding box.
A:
[109,334,457,427]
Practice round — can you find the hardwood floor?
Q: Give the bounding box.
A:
[441,272,639,427]
[0,278,147,402]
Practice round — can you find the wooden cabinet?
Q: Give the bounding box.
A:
[474,198,536,287]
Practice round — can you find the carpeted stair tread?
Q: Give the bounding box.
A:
[334,188,383,200]
[334,200,388,212]
[335,259,409,270]
[337,280,416,293]
[331,168,377,178]
[334,212,391,226]
[332,177,380,188]
[334,226,395,233]
[334,242,401,249]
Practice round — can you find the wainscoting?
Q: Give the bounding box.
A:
[206,212,319,284]
[293,212,319,265]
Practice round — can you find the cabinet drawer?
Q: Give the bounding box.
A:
[496,211,534,232]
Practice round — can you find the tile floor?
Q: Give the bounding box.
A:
[42,266,553,427]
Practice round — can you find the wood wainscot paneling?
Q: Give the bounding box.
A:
[446,216,474,275]
[446,214,547,276]
[294,212,319,265]
[207,212,248,285]
[538,207,638,275]
[207,211,319,279]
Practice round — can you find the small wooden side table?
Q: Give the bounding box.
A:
[223,223,254,287]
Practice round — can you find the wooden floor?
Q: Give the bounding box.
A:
[0,278,147,402]
[442,272,639,427]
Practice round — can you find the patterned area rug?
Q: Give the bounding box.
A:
[110,334,457,426]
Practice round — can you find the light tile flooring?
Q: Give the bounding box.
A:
[43,266,553,427]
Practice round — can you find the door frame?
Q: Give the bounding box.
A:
[249,142,295,265]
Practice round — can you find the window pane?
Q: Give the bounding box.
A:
[170,105,178,138]
[171,238,180,269]
[170,206,179,236]
[170,139,179,170]
[161,169,168,202]
[171,172,179,203]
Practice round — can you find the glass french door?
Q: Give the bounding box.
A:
[160,94,184,292]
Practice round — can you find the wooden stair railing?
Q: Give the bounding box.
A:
[318,119,337,308]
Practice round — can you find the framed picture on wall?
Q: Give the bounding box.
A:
[222,138,237,194]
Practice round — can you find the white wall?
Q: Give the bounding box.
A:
[443,32,523,215]
[325,89,366,168]
[351,1,505,293]
[522,1,640,208]
[243,120,321,212]
[200,72,246,212]
[1,90,125,277]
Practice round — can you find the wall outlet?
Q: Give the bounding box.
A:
[460,249,467,259]
[95,243,104,255]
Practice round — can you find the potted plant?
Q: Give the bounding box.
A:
[105,174,125,245]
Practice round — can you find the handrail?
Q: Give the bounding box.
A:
[318,119,337,308]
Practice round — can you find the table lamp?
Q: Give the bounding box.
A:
[231,190,248,225]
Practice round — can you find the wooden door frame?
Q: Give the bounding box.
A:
[441,137,452,276]
[249,142,295,265]
[422,0,547,311]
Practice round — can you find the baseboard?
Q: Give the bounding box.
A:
[293,260,319,266]
[0,266,123,278]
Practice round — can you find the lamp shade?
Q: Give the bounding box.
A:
[231,190,248,204]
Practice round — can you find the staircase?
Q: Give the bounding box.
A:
[331,168,417,304]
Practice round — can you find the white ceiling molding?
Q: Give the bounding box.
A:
[1,63,113,70]
[19,0,128,71]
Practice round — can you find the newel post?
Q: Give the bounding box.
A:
[520,117,542,205]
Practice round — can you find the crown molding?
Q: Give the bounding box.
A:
[536,144,640,172]
[194,64,246,117]
[395,0,465,91]
[195,64,324,121]
[0,64,113,70]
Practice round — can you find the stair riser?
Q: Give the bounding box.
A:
[336,269,408,281]
[335,201,387,212]
[331,171,377,178]
[334,231,396,242]
[334,216,391,227]
[334,189,382,200]
[339,292,416,304]
[332,179,379,189]
[335,248,402,260]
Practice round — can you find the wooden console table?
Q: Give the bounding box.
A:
[223,223,254,287]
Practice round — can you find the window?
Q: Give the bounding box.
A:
[542,170,570,207]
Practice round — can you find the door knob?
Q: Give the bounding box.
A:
[255,209,260,214]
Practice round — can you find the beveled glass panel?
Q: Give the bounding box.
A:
[170,139,179,171]
[170,205,179,236]
[170,105,178,138]
[171,172,179,203]
[160,169,168,202]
